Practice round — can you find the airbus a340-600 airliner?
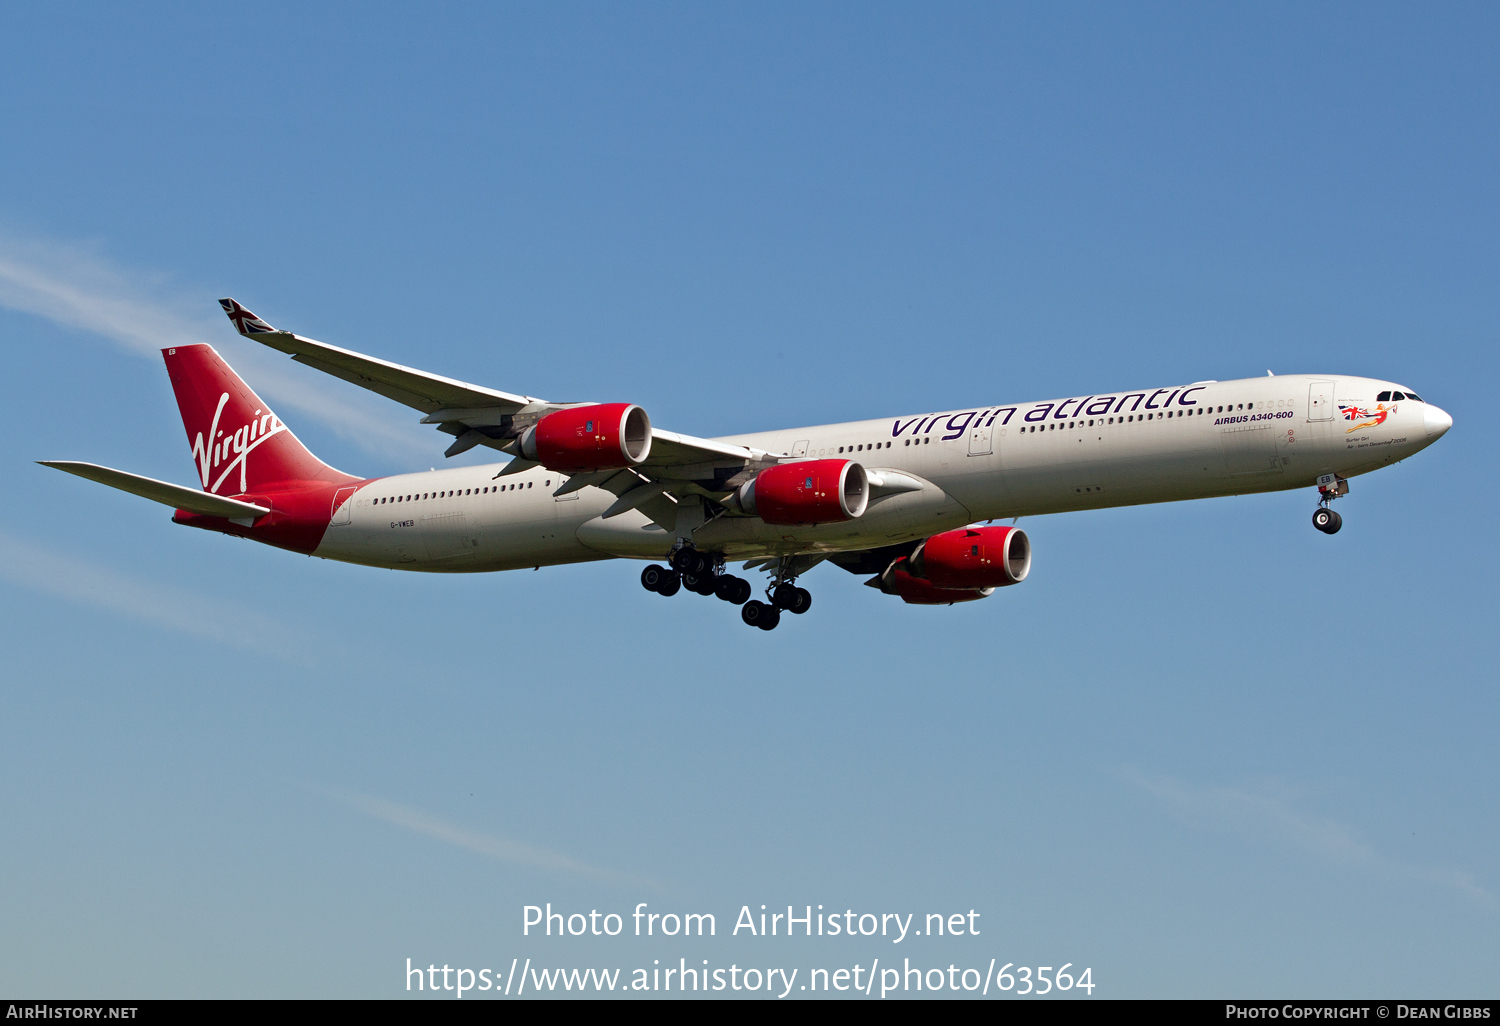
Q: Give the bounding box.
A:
[41,299,1452,630]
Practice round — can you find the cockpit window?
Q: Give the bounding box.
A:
[1377,391,1391,401]
[1405,392,1422,402]
[1391,392,1406,400]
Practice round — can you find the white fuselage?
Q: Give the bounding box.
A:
[314,374,1448,572]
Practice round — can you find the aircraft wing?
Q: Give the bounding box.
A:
[219,298,771,477]
[39,461,271,518]
[219,298,539,415]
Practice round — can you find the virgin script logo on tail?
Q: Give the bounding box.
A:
[191,391,288,494]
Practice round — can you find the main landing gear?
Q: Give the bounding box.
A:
[639,547,812,631]
[1312,473,1348,535]
[738,560,811,631]
[641,552,752,605]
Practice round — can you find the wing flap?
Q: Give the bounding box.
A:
[39,461,271,518]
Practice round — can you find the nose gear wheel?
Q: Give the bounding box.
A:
[1312,507,1342,534]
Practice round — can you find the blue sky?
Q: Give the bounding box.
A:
[0,2,1495,998]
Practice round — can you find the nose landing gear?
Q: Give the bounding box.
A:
[1312,473,1348,535]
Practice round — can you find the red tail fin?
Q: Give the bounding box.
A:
[162,344,357,494]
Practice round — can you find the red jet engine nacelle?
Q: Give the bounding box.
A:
[737,459,869,525]
[908,525,1031,589]
[522,403,652,472]
[883,564,995,605]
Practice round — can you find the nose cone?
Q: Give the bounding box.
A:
[1424,404,1453,440]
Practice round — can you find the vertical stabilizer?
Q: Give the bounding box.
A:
[161,344,357,495]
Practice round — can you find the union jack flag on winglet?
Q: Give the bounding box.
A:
[218,298,278,336]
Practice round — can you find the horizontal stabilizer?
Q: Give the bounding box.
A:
[38,461,271,518]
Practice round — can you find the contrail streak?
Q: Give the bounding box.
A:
[318,786,659,889]
[0,232,431,460]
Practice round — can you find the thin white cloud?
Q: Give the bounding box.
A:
[0,527,319,662]
[319,786,658,889]
[1119,767,1495,908]
[0,232,431,461]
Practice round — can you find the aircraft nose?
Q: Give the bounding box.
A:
[1423,404,1453,440]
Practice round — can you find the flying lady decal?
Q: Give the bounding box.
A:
[1340,402,1395,433]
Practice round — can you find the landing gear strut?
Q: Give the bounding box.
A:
[650,546,752,605]
[743,561,812,629]
[1313,473,1347,535]
[653,545,812,630]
